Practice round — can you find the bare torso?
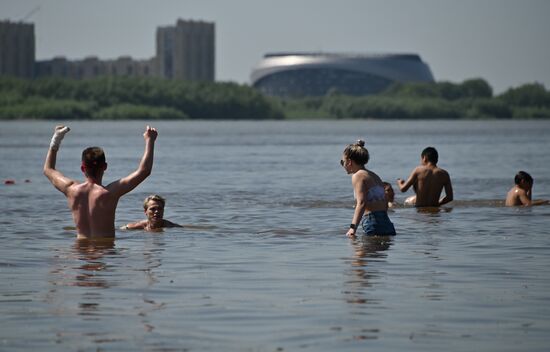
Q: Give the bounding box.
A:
[414,165,451,207]
[67,182,119,238]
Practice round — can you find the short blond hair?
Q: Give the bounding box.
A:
[143,194,165,210]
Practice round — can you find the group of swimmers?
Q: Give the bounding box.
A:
[341,140,548,237]
[44,125,548,240]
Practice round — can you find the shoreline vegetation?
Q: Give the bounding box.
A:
[1,76,549,120]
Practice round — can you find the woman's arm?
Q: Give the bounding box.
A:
[347,174,367,237]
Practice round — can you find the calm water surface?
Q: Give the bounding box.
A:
[1,120,550,351]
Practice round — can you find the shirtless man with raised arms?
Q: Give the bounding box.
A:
[43,125,157,239]
[396,146,453,207]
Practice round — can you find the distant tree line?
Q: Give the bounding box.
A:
[1,76,549,120]
[0,76,284,120]
[280,79,550,119]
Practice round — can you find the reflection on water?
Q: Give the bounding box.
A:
[344,236,393,305]
[72,238,117,288]
[2,120,550,351]
[343,236,393,341]
[45,237,169,345]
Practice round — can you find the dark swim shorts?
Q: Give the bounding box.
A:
[361,211,396,236]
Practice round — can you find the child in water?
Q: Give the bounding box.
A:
[505,171,549,206]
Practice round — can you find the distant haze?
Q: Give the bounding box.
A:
[1,0,549,93]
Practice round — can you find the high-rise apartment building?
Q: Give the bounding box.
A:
[1,18,214,82]
[157,19,215,81]
[0,20,35,78]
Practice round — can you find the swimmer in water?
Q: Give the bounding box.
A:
[505,171,549,206]
[43,125,158,239]
[341,140,396,237]
[382,182,398,209]
[397,146,453,207]
[122,194,182,231]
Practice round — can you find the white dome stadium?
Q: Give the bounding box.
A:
[250,52,435,97]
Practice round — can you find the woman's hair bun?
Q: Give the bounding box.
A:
[356,139,365,147]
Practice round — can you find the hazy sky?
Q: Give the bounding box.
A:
[2,0,549,93]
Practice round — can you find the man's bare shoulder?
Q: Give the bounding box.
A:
[505,186,524,206]
[123,220,147,230]
[413,165,430,175]
[163,219,183,228]
[432,166,451,180]
[104,179,126,193]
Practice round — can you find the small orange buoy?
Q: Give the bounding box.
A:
[4,179,16,185]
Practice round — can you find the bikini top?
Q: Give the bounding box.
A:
[354,184,387,203]
[367,185,386,202]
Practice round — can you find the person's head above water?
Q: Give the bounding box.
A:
[81,147,107,179]
[383,182,395,202]
[514,170,533,187]
[421,146,438,165]
[342,139,369,167]
[143,194,166,225]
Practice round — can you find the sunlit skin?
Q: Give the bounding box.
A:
[505,180,549,206]
[43,125,157,239]
[341,154,388,238]
[396,154,453,207]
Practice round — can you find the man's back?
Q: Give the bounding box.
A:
[44,125,158,239]
[413,165,452,207]
[67,182,119,238]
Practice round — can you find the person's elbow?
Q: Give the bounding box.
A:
[43,166,53,179]
[138,166,153,178]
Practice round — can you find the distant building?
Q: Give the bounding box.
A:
[157,19,215,81]
[0,20,35,78]
[1,18,213,82]
[251,52,435,97]
[36,56,156,79]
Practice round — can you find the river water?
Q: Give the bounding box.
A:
[1,119,549,351]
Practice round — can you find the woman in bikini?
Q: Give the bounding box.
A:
[341,140,396,237]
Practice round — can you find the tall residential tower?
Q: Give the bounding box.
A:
[157,19,215,81]
[0,20,35,78]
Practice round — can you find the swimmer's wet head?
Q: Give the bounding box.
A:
[515,170,533,189]
[143,195,166,226]
[81,147,107,178]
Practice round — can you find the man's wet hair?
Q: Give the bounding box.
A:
[81,147,106,178]
[514,171,533,185]
[421,147,439,164]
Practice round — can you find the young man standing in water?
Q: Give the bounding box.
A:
[505,171,549,206]
[396,146,453,207]
[43,125,158,239]
[122,194,182,231]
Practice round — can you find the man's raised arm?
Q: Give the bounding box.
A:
[109,126,158,197]
[43,125,76,195]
